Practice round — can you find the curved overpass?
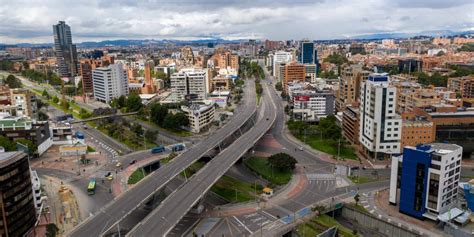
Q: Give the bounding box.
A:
[68,80,258,237]
[127,78,278,236]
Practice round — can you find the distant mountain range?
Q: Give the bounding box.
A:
[1,30,473,48]
[349,30,474,40]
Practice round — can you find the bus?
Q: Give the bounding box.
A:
[171,144,185,152]
[151,145,165,154]
[87,178,96,195]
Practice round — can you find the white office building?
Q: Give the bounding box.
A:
[30,169,44,212]
[92,64,129,104]
[389,143,462,220]
[171,68,209,101]
[359,73,401,159]
[181,104,215,133]
[272,51,293,77]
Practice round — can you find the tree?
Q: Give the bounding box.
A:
[16,138,37,155]
[150,103,169,126]
[79,108,91,119]
[318,115,341,140]
[126,93,143,112]
[267,153,297,172]
[52,96,59,104]
[131,123,144,137]
[42,89,50,99]
[354,193,360,205]
[4,74,22,88]
[76,80,83,95]
[311,204,326,214]
[38,111,49,121]
[274,81,282,91]
[144,129,158,143]
[60,99,70,111]
[0,135,16,151]
[163,113,189,130]
[175,112,189,127]
[45,223,59,237]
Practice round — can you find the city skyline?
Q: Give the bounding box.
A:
[0,0,473,44]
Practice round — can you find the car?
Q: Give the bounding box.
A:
[116,162,122,167]
[83,125,88,129]
[129,160,137,165]
[298,146,303,151]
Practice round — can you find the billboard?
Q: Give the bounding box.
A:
[294,96,310,101]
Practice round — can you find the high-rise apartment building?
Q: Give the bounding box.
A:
[336,64,370,112]
[92,64,129,103]
[272,51,293,77]
[390,143,462,220]
[359,74,402,159]
[80,60,94,95]
[448,76,474,98]
[0,152,37,237]
[171,68,209,101]
[283,61,305,91]
[299,41,317,64]
[53,21,78,78]
[215,51,239,71]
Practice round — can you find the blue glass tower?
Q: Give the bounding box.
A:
[300,41,316,64]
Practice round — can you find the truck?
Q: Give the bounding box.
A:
[151,145,165,154]
[171,144,185,152]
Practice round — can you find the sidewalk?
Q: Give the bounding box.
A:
[360,188,444,237]
[112,153,169,196]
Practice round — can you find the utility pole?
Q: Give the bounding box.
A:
[337,138,341,160]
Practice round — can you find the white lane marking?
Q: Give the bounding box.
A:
[233,216,253,234]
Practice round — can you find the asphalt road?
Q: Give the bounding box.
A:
[68,79,258,237]
[128,77,277,236]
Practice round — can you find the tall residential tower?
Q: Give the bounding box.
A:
[53,21,78,78]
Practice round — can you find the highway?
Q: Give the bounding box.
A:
[127,78,278,236]
[68,80,258,237]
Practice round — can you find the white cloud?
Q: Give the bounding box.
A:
[0,0,472,44]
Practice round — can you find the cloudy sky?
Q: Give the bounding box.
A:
[0,0,473,44]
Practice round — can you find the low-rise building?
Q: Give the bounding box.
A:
[390,143,462,220]
[211,75,232,92]
[50,122,73,144]
[400,112,436,148]
[0,114,52,155]
[181,104,215,133]
[10,88,37,119]
[291,89,335,121]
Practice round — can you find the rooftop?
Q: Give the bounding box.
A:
[0,151,27,168]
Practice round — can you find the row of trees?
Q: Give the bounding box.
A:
[110,93,143,112]
[21,69,62,86]
[147,103,189,131]
[287,115,342,141]
[255,79,263,96]
[240,60,265,79]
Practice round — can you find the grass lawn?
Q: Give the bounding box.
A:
[210,175,262,202]
[128,168,150,184]
[87,146,96,152]
[243,156,292,185]
[296,223,321,237]
[137,117,193,137]
[181,161,205,178]
[292,133,358,160]
[312,215,358,237]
